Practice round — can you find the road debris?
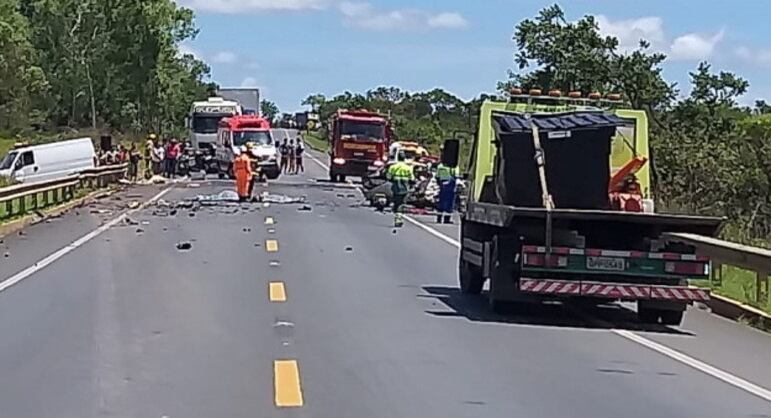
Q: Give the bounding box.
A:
[260,192,306,204]
[136,228,144,234]
[345,246,354,252]
[4,252,9,258]
[298,205,312,212]
[187,183,201,188]
[195,190,239,203]
[243,227,252,233]
[269,260,280,267]
[128,201,140,210]
[176,242,193,251]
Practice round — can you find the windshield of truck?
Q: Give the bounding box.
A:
[340,120,385,141]
[0,152,18,171]
[192,115,224,134]
[234,130,272,146]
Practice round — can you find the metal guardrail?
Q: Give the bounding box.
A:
[665,232,771,307]
[0,164,128,221]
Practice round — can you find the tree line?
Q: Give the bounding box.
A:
[303,5,771,244]
[0,0,214,140]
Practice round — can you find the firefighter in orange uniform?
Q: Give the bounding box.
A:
[233,146,253,202]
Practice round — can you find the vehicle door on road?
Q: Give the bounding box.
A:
[13,151,38,182]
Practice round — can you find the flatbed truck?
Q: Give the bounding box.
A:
[454,95,722,326]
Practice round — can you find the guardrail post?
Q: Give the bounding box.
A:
[5,200,11,217]
[42,190,48,208]
[712,262,723,287]
[757,270,769,304]
[19,196,25,215]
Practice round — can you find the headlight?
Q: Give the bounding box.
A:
[333,158,346,165]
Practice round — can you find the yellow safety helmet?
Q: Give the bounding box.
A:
[148,133,157,140]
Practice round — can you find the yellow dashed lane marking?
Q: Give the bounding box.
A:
[274,360,304,407]
[269,282,287,302]
[266,240,279,252]
[265,217,275,225]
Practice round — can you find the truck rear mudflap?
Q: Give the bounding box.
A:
[519,278,710,302]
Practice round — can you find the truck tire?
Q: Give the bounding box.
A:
[659,309,685,326]
[459,260,484,294]
[637,307,660,324]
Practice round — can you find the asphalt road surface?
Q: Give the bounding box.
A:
[0,150,770,417]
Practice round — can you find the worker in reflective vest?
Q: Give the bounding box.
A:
[387,152,414,227]
[233,146,254,202]
[435,162,458,224]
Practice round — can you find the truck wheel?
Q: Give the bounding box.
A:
[659,309,685,326]
[459,260,484,294]
[637,307,660,324]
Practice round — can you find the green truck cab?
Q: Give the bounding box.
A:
[457,96,722,326]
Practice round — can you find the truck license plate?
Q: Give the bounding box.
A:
[586,256,625,271]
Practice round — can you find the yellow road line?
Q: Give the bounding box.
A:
[269,282,287,302]
[274,360,304,407]
[265,217,275,225]
[266,239,279,252]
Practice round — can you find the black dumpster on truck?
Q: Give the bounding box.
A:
[491,111,624,210]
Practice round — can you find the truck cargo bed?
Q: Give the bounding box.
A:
[466,202,723,237]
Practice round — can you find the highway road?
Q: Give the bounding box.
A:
[0,146,770,417]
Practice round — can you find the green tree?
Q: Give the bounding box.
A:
[0,0,48,132]
[302,93,326,112]
[260,99,280,124]
[500,4,675,110]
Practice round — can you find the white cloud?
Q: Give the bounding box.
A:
[596,15,665,52]
[212,51,238,64]
[669,30,724,61]
[240,77,259,87]
[338,2,468,31]
[178,44,204,60]
[736,46,771,67]
[179,0,327,14]
[427,12,468,29]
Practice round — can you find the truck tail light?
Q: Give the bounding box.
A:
[333,158,346,165]
[665,261,709,276]
[524,254,568,268]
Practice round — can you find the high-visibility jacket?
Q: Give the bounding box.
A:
[436,163,457,182]
[233,154,253,197]
[387,161,414,181]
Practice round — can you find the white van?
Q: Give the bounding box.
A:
[0,138,96,183]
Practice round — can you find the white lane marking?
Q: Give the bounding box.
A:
[408,216,771,404]
[0,187,173,293]
[307,151,328,171]
[402,215,460,247]
[614,329,771,402]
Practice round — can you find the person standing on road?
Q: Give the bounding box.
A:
[128,143,141,181]
[279,139,290,174]
[294,138,305,174]
[435,161,458,224]
[387,152,414,228]
[288,139,297,174]
[165,138,181,178]
[151,140,164,175]
[233,146,254,202]
[144,134,156,177]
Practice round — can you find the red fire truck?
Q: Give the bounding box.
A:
[328,110,392,182]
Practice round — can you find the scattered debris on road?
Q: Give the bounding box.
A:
[298,205,312,212]
[345,246,354,252]
[260,192,306,204]
[176,241,193,251]
[128,201,140,209]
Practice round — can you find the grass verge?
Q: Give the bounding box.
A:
[303,131,328,152]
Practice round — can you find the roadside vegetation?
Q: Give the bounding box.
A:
[0,0,214,142]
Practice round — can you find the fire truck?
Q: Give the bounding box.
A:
[215,115,280,180]
[328,110,392,182]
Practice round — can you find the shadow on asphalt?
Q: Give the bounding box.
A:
[420,286,694,336]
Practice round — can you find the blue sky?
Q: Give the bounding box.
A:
[178,0,771,112]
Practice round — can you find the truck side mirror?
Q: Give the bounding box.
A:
[441,139,460,167]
